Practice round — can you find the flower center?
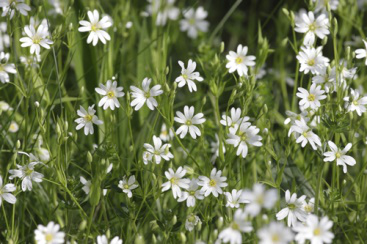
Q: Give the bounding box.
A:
[256,195,264,205]
[188,215,196,223]
[272,234,280,242]
[182,74,188,80]
[25,168,33,176]
[288,203,296,210]
[185,120,192,126]
[309,23,316,32]
[84,114,93,122]
[189,190,196,196]
[313,227,321,236]
[353,100,359,106]
[302,132,308,138]
[189,18,196,25]
[33,36,42,44]
[335,152,341,158]
[45,233,54,241]
[304,204,313,213]
[209,179,216,187]
[231,222,239,230]
[308,94,316,101]
[170,177,177,185]
[91,24,100,32]
[144,92,150,98]
[235,57,243,64]
[307,59,315,66]
[107,91,115,98]
[123,184,129,189]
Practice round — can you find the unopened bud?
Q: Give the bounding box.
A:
[87,151,93,163]
[79,220,87,231]
[134,235,145,244]
[220,42,225,53]
[35,101,40,107]
[16,140,21,149]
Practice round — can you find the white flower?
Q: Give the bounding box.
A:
[178,178,204,207]
[210,134,226,163]
[80,176,91,195]
[8,121,19,133]
[257,222,294,244]
[293,214,334,244]
[303,198,315,214]
[143,135,173,164]
[297,84,326,110]
[218,209,253,244]
[0,0,30,19]
[295,11,329,45]
[20,54,41,68]
[284,110,309,125]
[97,235,123,244]
[288,118,321,150]
[355,40,367,65]
[0,100,12,112]
[343,88,367,116]
[185,214,201,232]
[146,0,179,26]
[0,22,10,51]
[276,190,307,227]
[226,45,256,77]
[311,66,336,93]
[130,77,163,111]
[161,167,190,199]
[220,107,250,128]
[75,105,103,135]
[78,10,112,46]
[242,183,278,217]
[0,175,16,207]
[313,0,339,13]
[198,168,227,197]
[95,80,125,110]
[297,46,329,75]
[174,106,206,139]
[225,122,263,158]
[118,175,138,198]
[20,25,53,55]
[34,221,65,244]
[175,59,203,92]
[323,141,356,173]
[225,189,249,208]
[179,6,209,39]
[9,153,44,192]
[159,123,174,142]
[0,52,16,83]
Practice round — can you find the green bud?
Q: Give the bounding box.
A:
[165,66,170,75]
[179,232,186,243]
[346,46,351,61]
[79,220,87,231]
[64,121,68,131]
[106,229,111,239]
[263,104,268,114]
[282,8,289,17]
[152,234,157,243]
[87,151,93,163]
[165,83,170,92]
[172,215,177,225]
[134,235,145,244]
[281,38,288,47]
[333,18,338,35]
[321,36,328,46]
[290,11,295,25]
[216,216,223,229]
[16,140,21,149]
[220,42,225,53]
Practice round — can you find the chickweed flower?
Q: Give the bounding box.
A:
[343,88,367,116]
[0,52,16,83]
[130,77,163,111]
[185,214,201,232]
[257,222,294,244]
[143,135,173,165]
[159,123,174,142]
[293,214,334,244]
[34,221,65,244]
[20,24,53,55]
[288,118,321,150]
[95,80,125,110]
[296,84,326,110]
[276,190,307,227]
[226,44,256,77]
[198,168,228,197]
[313,0,339,13]
[146,0,179,26]
[323,141,356,173]
[174,106,206,139]
[9,152,44,192]
[220,107,249,129]
[118,175,138,198]
[175,59,203,92]
[226,122,263,158]
[242,183,278,217]
[177,178,204,207]
[78,10,112,46]
[355,39,367,65]
[97,235,123,244]
[295,11,329,45]
[179,6,209,39]
[0,175,16,207]
[303,197,315,214]
[210,134,226,163]
[218,209,253,244]
[162,167,190,199]
[0,0,30,19]
[224,189,249,208]
[80,176,91,195]
[297,46,329,75]
[75,105,103,136]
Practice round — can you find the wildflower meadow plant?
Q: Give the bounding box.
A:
[1,0,367,243]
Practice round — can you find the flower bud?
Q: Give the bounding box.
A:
[87,151,93,163]
[134,235,145,244]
